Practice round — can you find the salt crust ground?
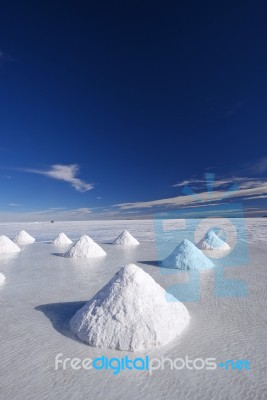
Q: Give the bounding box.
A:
[0,219,265,400]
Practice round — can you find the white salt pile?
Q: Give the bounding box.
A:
[13,230,35,245]
[162,239,214,270]
[0,235,21,254]
[198,230,230,251]
[70,263,190,351]
[52,233,73,246]
[112,230,140,247]
[0,273,5,284]
[64,235,106,259]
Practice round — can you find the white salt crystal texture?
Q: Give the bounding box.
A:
[52,233,73,246]
[162,239,214,270]
[70,263,190,351]
[0,235,21,254]
[112,230,140,247]
[13,230,35,245]
[64,235,106,259]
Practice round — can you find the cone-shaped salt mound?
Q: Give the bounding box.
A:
[198,231,230,251]
[52,233,73,246]
[70,263,190,351]
[64,235,106,259]
[112,230,140,247]
[13,230,35,245]
[162,239,214,270]
[0,273,5,284]
[0,235,21,254]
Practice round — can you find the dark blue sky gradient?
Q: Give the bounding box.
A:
[0,1,267,218]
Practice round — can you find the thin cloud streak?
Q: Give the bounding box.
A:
[115,178,267,210]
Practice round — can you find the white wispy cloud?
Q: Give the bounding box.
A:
[171,180,198,188]
[172,177,258,189]
[23,164,94,192]
[8,203,20,207]
[115,177,267,211]
[243,194,267,200]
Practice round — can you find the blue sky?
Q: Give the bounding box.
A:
[0,1,267,221]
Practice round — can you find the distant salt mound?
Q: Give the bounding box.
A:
[64,235,106,259]
[52,233,73,246]
[0,273,5,284]
[162,239,214,270]
[198,231,230,252]
[112,230,140,247]
[0,235,21,254]
[13,230,35,245]
[70,263,190,351]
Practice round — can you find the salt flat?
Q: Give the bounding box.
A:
[0,219,266,400]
